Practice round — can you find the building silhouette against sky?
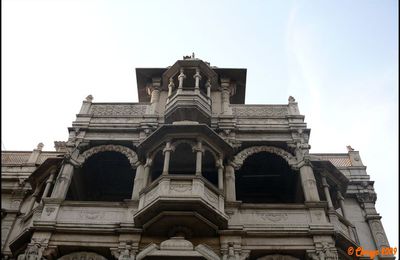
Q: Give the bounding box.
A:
[1,56,394,259]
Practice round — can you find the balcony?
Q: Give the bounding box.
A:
[164,89,212,124]
[134,175,228,236]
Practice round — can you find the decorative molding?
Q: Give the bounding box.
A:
[90,104,147,116]
[232,105,288,117]
[259,213,288,222]
[78,144,139,168]
[232,146,296,169]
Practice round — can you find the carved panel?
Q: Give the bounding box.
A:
[232,105,288,117]
[57,207,125,223]
[90,104,147,116]
[169,181,192,194]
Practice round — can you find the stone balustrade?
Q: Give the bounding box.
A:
[138,175,224,214]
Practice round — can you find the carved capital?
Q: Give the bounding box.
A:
[356,192,377,204]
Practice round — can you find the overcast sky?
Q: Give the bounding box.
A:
[2,0,398,253]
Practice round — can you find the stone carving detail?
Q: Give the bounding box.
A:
[79,144,139,167]
[356,192,377,204]
[232,146,295,169]
[170,183,192,193]
[90,104,147,116]
[58,252,107,260]
[10,199,21,210]
[160,236,194,251]
[308,242,338,260]
[259,213,288,222]
[204,189,218,204]
[45,207,56,216]
[79,210,104,220]
[232,105,288,117]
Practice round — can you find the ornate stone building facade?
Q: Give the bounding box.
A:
[1,57,394,259]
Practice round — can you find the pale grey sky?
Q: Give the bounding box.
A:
[2,0,398,253]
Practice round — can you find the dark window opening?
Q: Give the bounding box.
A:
[66,151,135,202]
[236,152,302,203]
[202,150,218,186]
[169,143,196,175]
[150,150,164,182]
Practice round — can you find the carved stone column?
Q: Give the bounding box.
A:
[131,163,145,200]
[193,68,202,94]
[143,158,152,185]
[26,184,41,213]
[147,77,161,114]
[42,169,57,199]
[221,78,232,115]
[177,68,186,93]
[336,190,348,219]
[217,158,224,191]
[321,175,334,209]
[205,79,211,98]
[50,162,75,199]
[162,141,173,175]
[193,140,204,176]
[299,161,320,202]
[167,78,174,98]
[225,163,236,201]
[356,193,394,258]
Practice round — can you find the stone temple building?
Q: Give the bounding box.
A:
[1,56,394,260]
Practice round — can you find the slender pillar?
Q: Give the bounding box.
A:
[168,78,174,98]
[220,78,231,114]
[193,68,201,93]
[149,77,161,114]
[177,68,186,92]
[143,158,152,185]
[162,141,173,175]
[194,140,203,176]
[321,175,334,209]
[42,169,57,199]
[337,190,348,219]
[299,163,320,202]
[225,163,236,201]
[131,164,145,200]
[217,158,224,191]
[50,163,75,199]
[26,185,41,213]
[205,79,211,98]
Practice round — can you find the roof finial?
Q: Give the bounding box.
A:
[346,145,354,151]
[37,142,44,151]
[192,52,195,59]
[86,95,93,102]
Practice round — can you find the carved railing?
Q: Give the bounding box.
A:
[138,175,224,214]
[1,152,31,165]
[328,211,360,244]
[89,103,148,117]
[231,105,288,117]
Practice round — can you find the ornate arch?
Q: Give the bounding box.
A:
[232,146,296,170]
[58,252,107,260]
[77,144,139,168]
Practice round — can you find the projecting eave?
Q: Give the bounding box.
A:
[136,68,167,102]
[137,124,234,160]
[311,160,349,193]
[26,157,63,190]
